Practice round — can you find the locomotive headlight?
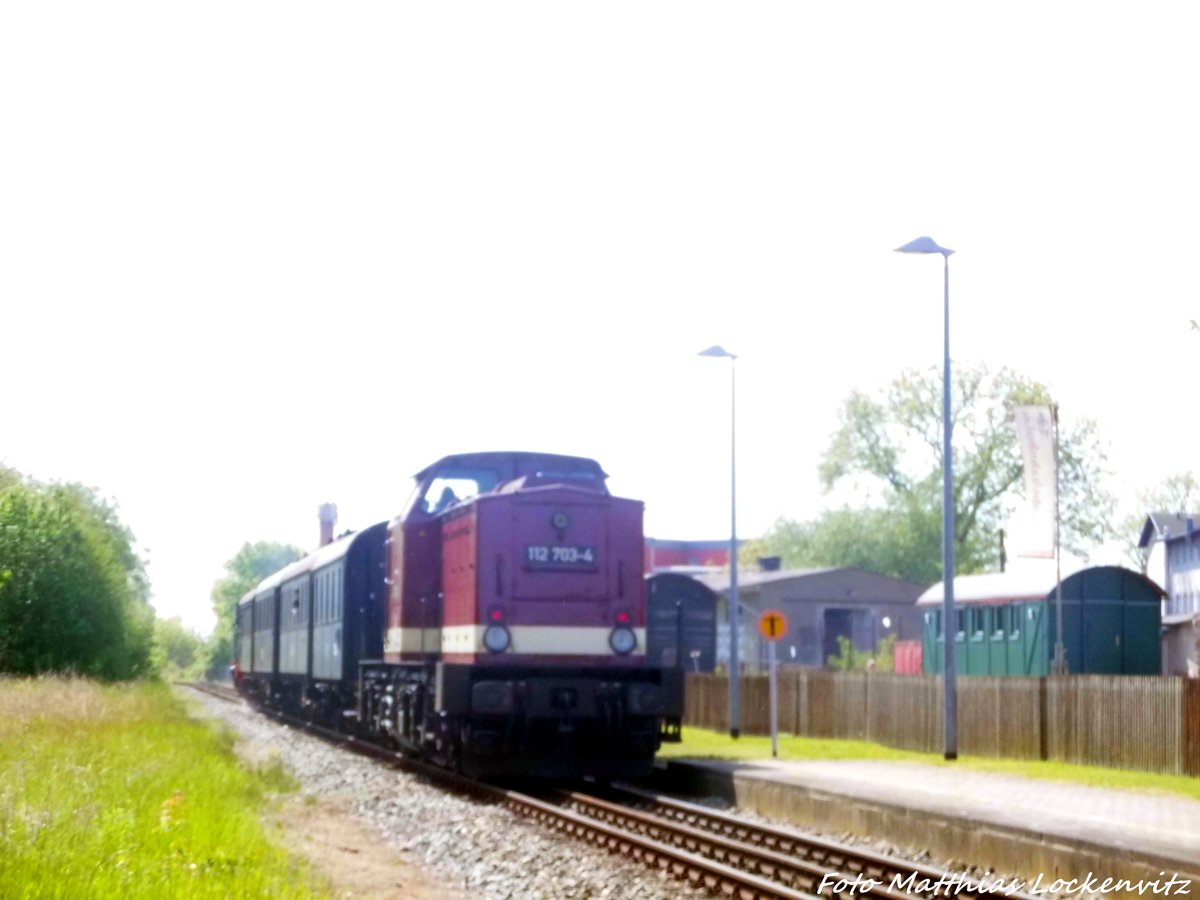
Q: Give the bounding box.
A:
[609,626,637,655]
[483,624,511,653]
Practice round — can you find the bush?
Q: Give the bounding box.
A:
[0,473,153,679]
[826,633,898,672]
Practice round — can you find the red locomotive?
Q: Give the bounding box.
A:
[234,451,683,778]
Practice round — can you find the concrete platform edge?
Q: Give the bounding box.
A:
[651,760,1200,899]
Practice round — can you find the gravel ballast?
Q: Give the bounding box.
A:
[185,689,707,899]
[186,688,1046,900]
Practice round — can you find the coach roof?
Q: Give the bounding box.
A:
[237,521,389,606]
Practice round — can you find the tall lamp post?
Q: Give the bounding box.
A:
[895,236,958,760]
[699,344,740,738]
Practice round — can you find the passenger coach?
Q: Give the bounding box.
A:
[234,522,387,723]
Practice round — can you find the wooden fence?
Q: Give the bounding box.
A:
[683,671,1200,776]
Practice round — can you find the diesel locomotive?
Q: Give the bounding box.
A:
[232,451,683,778]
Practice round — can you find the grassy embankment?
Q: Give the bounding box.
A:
[0,678,327,899]
[657,726,1200,801]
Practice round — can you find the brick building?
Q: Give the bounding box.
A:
[644,537,733,574]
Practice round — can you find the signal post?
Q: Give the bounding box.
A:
[757,609,788,757]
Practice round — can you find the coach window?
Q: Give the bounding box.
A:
[955,609,965,641]
[968,608,984,641]
[1009,606,1021,640]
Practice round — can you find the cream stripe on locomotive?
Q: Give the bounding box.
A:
[442,625,646,656]
[385,625,647,656]
[384,627,443,655]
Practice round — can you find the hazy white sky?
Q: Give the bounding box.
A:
[3,2,1197,634]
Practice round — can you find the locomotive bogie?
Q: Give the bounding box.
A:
[357,660,682,777]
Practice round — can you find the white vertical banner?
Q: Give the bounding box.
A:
[1013,405,1058,558]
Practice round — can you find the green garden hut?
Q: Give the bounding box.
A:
[919,566,1162,676]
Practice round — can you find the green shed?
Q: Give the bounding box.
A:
[919,566,1162,676]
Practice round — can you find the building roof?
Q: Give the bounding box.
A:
[645,537,734,551]
[917,571,1055,606]
[1162,612,1199,627]
[652,564,725,576]
[1137,512,1200,548]
[697,566,842,592]
[697,566,926,601]
[917,565,1165,607]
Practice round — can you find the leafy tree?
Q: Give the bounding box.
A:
[750,364,1115,583]
[1121,471,1200,573]
[744,506,941,584]
[152,616,208,680]
[206,541,304,677]
[0,474,153,679]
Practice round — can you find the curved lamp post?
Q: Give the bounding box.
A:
[895,236,958,760]
[699,344,740,738]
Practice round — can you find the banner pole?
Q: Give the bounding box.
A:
[1052,404,1066,675]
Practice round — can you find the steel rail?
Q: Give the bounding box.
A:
[595,784,1039,900]
[545,787,920,900]
[185,685,1024,900]
[186,684,811,898]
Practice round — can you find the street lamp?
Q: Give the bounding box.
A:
[699,344,740,739]
[895,236,958,761]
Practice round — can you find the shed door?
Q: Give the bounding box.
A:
[1082,601,1122,674]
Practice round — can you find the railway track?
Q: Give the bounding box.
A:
[186,683,1034,900]
[570,783,1036,900]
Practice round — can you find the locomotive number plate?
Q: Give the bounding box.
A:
[524,545,597,568]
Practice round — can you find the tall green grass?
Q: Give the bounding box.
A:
[0,678,327,899]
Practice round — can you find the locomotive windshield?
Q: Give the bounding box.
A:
[411,466,502,515]
[405,452,611,517]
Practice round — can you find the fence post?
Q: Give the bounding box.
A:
[1185,677,1200,777]
[1037,676,1049,761]
[796,669,806,736]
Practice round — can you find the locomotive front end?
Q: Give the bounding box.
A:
[437,476,681,778]
[363,452,683,778]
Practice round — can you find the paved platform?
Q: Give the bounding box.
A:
[653,758,1200,895]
